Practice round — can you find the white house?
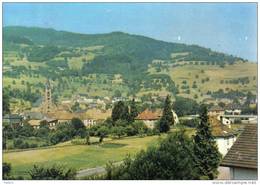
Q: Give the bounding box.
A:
[221,124,257,180]
[135,109,161,128]
[215,135,236,156]
[83,119,97,128]
[225,104,242,115]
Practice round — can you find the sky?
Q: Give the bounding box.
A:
[3,3,257,61]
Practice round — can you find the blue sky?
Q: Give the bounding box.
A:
[3,3,257,61]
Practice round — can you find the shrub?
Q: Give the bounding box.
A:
[180,119,199,128]
[28,164,76,180]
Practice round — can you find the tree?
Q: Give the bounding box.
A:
[129,99,138,122]
[173,96,199,116]
[97,126,109,143]
[18,123,34,137]
[29,165,76,180]
[50,122,74,144]
[112,126,125,138]
[113,90,121,97]
[157,95,173,133]
[3,93,10,115]
[71,102,80,112]
[193,104,221,179]
[85,131,90,145]
[192,82,197,88]
[71,118,86,137]
[125,125,137,136]
[111,101,129,122]
[132,121,148,135]
[3,163,11,180]
[104,130,200,180]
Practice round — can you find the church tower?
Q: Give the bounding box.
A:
[44,79,52,113]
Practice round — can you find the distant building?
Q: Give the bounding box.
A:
[225,104,242,115]
[221,124,257,180]
[135,109,179,128]
[208,105,225,116]
[26,114,58,129]
[83,119,97,128]
[135,109,161,128]
[23,112,45,120]
[3,114,23,127]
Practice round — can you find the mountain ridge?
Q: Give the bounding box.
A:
[3,25,246,62]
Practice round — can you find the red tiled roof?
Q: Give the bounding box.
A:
[221,124,257,169]
[136,109,161,120]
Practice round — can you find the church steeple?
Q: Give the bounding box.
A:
[44,79,52,113]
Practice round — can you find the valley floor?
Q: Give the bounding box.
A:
[3,134,163,179]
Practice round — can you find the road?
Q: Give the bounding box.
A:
[76,161,123,178]
[76,166,106,178]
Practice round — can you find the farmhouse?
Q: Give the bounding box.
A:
[221,124,257,180]
[208,105,225,116]
[27,117,58,129]
[135,109,161,128]
[3,114,23,127]
[83,119,97,127]
[135,109,179,128]
[225,104,242,115]
[23,112,45,120]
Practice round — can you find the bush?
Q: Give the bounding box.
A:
[180,119,199,128]
[13,138,23,148]
[30,143,38,148]
[29,164,76,180]
[71,137,86,145]
[3,163,11,179]
[125,126,137,136]
[104,131,201,180]
[173,96,199,116]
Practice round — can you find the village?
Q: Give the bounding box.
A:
[3,78,258,180]
[3,80,257,130]
[2,2,259,183]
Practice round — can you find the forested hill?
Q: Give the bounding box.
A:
[4,26,244,64]
[3,26,256,109]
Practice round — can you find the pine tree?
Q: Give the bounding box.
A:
[112,101,129,122]
[157,95,173,133]
[129,99,138,123]
[194,104,221,179]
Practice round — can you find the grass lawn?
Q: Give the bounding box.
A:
[3,135,163,179]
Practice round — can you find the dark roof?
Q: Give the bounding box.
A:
[24,112,45,120]
[3,114,23,124]
[3,114,22,119]
[209,105,224,111]
[225,104,241,110]
[221,124,257,169]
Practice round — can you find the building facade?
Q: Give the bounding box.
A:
[221,124,257,180]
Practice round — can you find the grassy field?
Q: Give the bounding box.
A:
[148,61,257,100]
[3,135,163,178]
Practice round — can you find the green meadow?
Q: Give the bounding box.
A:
[3,135,162,178]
